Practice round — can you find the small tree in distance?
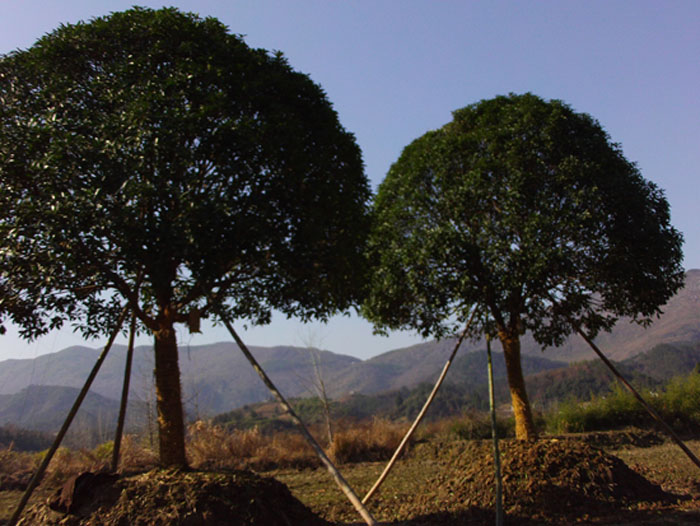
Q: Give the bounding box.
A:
[363,93,684,440]
[0,8,370,466]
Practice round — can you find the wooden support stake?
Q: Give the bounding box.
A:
[9,307,128,526]
[578,328,700,471]
[112,312,137,472]
[218,313,377,526]
[363,310,476,504]
[486,335,504,526]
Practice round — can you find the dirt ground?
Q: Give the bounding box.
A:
[12,468,329,526]
[392,437,700,525]
[3,431,699,525]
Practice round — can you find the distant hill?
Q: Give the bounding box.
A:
[621,340,700,380]
[0,344,360,418]
[520,361,662,408]
[215,343,700,431]
[323,269,700,394]
[0,270,698,432]
[519,269,700,362]
[0,384,147,447]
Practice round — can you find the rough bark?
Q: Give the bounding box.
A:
[153,313,187,467]
[498,330,537,440]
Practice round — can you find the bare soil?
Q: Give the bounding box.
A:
[4,431,699,525]
[398,437,693,525]
[13,469,329,526]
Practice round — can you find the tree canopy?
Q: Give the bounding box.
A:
[364,93,684,439]
[0,7,370,464]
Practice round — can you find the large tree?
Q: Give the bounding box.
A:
[363,93,684,440]
[0,8,369,466]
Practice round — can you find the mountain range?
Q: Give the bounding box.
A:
[0,269,698,434]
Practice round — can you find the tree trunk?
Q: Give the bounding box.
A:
[498,330,537,440]
[153,318,187,467]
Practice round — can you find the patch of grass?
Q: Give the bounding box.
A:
[658,373,700,430]
[0,446,36,482]
[187,420,320,471]
[187,418,414,471]
[546,372,700,434]
[328,418,409,464]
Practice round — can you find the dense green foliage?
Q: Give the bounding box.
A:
[364,93,684,344]
[0,7,369,339]
[364,92,684,438]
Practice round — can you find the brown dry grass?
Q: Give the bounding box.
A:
[186,418,413,471]
[187,420,320,471]
[0,446,34,475]
[328,417,410,464]
[114,435,158,473]
[1,416,409,499]
[0,435,157,490]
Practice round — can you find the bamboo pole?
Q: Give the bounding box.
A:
[9,307,129,526]
[217,313,377,526]
[112,312,137,472]
[578,328,700,470]
[363,310,477,504]
[486,335,503,526]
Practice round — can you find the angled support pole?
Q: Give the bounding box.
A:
[112,312,137,472]
[9,306,129,526]
[217,311,377,526]
[578,327,700,471]
[363,309,476,504]
[486,335,504,526]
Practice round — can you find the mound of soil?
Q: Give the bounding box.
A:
[412,438,678,523]
[17,468,329,526]
[559,428,666,450]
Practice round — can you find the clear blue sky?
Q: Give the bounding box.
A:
[1,1,698,361]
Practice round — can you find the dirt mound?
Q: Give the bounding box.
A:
[17,468,329,525]
[412,438,677,523]
[559,428,666,450]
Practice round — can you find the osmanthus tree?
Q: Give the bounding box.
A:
[363,93,684,440]
[0,8,370,466]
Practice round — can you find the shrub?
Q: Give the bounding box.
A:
[0,445,37,490]
[545,372,700,434]
[546,384,648,433]
[658,372,700,431]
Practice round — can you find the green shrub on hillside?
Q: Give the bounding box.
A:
[546,371,700,434]
[658,371,700,430]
